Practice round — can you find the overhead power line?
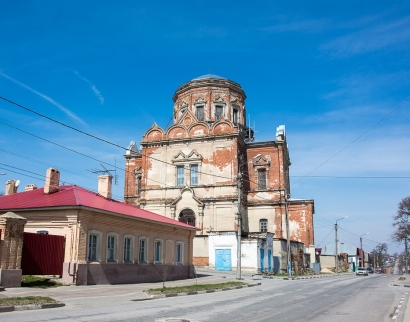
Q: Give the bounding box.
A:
[292,94,410,185]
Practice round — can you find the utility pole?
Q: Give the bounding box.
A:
[285,192,291,277]
[405,237,408,274]
[335,216,347,274]
[359,232,369,268]
[236,171,242,280]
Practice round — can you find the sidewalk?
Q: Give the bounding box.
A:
[0,270,258,310]
[391,275,410,321]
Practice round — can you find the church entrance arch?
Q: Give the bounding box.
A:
[178,208,196,227]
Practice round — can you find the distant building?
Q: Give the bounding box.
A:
[124,74,315,273]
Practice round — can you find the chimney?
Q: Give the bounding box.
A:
[5,180,18,195]
[44,168,60,194]
[25,184,37,191]
[98,175,112,199]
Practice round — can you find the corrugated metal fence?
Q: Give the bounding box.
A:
[21,232,65,276]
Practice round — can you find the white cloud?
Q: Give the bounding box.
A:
[74,70,104,104]
[320,16,410,57]
[0,71,86,125]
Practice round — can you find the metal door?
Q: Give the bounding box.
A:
[260,249,265,272]
[215,249,232,271]
[268,249,272,272]
[21,232,65,275]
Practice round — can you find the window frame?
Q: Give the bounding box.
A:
[123,234,135,263]
[257,169,267,190]
[190,164,199,186]
[154,239,163,264]
[177,165,185,187]
[215,105,223,121]
[106,232,119,263]
[138,236,148,263]
[196,105,204,121]
[232,107,238,125]
[176,242,184,264]
[87,229,102,262]
[260,219,268,233]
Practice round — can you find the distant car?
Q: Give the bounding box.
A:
[366,268,374,274]
[356,267,368,276]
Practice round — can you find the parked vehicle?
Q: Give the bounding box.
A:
[356,267,368,276]
[366,267,374,274]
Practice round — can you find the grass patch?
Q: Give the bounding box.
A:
[0,296,57,307]
[145,281,246,294]
[21,275,64,288]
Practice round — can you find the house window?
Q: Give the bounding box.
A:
[138,237,148,263]
[36,230,49,234]
[154,240,163,263]
[106,233,118,262]
[177,166,184,186]
[87,230,102,262]
[233,108,238,125]
[215,106,223,121]
[196,106,204,121]
[258,169,267,190]
[176,242,184,264]
[260,219,268,232]
[190,164,198,186]
[136,176,141,195]
[123,235,134,263]
[179,209,196,226]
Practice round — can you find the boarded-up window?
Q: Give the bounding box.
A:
[258,169,266,190]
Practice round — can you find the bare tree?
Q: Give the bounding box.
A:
[372,243,388,268]
[392,196,410,244]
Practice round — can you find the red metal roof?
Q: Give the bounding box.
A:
[0,185,197,230]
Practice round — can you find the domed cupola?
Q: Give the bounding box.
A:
[172,74,247,127]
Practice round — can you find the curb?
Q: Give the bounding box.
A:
[142,282,262,300]
[263,273,354,280]
[392,293,407,320]
[0,302,65,313]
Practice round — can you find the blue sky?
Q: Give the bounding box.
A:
[1,1,410,255]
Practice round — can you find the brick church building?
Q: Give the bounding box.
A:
[124,74,314,272]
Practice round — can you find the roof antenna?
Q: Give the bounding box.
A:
[88,162,118,185]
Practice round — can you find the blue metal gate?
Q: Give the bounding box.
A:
[268,249,272,272]
[260,249,265,272]
[215,249,232,271]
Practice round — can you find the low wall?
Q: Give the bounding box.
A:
[63,262,195,285]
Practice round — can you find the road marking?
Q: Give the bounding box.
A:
[392,294,407,320]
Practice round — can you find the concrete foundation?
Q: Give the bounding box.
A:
[63,262,195,285]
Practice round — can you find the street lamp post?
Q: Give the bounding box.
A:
[335,216,348,274]
[360,232,369,268]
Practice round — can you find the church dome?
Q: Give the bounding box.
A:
[191,74,227,81]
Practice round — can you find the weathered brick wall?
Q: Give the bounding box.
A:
[0,212,27,269]
[193,257,209,267]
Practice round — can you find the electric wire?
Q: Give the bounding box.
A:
[292,94,410,186]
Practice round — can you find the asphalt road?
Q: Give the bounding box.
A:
[1,274,408,322]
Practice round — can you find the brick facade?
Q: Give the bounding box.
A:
[124,75,315,265]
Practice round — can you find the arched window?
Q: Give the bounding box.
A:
[179,209,196,226]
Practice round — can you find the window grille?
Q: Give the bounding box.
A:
[260,219,268,232]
